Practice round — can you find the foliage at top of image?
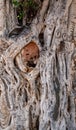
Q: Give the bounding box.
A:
[12,0,39,10]
[12,0,39,22]
[12,0,21,7]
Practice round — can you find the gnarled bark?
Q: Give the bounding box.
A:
[0,0,76,130]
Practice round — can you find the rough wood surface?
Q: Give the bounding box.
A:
[0,0,76,130]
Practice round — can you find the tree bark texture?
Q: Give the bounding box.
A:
[0,0,76,130]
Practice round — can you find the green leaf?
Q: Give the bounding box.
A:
[12,0,20,7]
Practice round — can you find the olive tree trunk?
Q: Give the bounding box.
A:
[0,0,76,130]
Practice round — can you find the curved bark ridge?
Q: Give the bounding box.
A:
[0,0,76,130]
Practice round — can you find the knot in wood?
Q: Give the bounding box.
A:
[21,41,39,67]
[22,42,39,61]
[15,41,39,72]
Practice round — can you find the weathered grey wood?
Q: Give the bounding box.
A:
[0,0,76,130]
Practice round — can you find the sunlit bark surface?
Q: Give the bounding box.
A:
[0,0,76,130]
